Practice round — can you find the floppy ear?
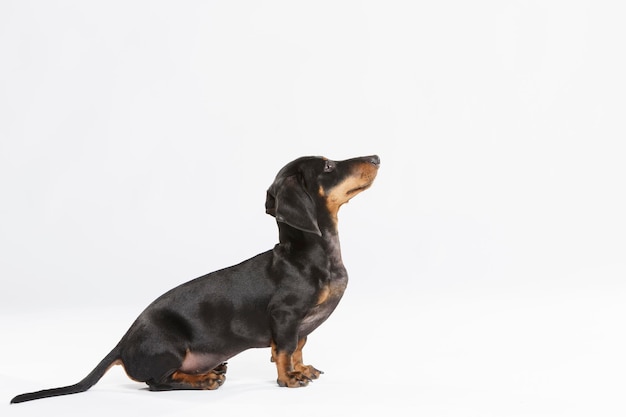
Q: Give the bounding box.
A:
[265,175,322,236]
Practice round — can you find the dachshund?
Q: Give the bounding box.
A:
[10,154,380,403]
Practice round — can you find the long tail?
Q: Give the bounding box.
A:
[10,345,122,404]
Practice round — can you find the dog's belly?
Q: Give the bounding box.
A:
[180,351,229,374]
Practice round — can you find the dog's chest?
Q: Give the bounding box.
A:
[298,276,347,336]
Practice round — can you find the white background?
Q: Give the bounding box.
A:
[1,1,625,416]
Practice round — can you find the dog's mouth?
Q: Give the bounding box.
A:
[345,166,378,196]
[346,181,373,196]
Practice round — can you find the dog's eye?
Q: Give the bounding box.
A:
[323,160,335,173]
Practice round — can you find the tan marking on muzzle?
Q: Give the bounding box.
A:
[323,162,378,218]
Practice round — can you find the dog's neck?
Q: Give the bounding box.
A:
[276,224,345,273]
[318,227,344,269]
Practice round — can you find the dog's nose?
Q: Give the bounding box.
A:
[367,155,380,166]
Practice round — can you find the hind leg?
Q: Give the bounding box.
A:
[147,363,228,391]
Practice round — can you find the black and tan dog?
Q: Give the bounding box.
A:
[11,155,379,403]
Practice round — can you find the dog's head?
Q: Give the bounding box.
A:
[266,155,380,236]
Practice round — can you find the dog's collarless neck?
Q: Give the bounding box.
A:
[275,226,345,271]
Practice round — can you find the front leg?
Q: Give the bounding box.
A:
[271,339,319,387]
[291,337,323,380]
[270,311,321,387]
